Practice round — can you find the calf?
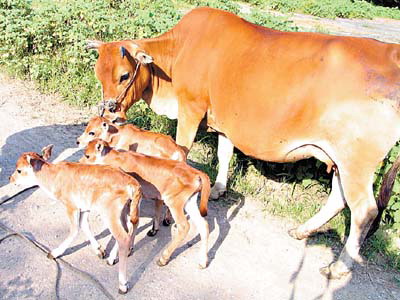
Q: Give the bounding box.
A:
[9,145,142,294]
[77,116,186,161]
[80,139,210,268]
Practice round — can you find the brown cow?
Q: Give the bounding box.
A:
[87,7,400,279]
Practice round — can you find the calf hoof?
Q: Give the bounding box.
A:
[320,263,350,280]
[147,228,159,237]
[210,183,226,200]
[156,257,168,267]
[162,218,172,227]
[47,252,55,260]
[107,258,117,266]
[96,247,106,259]
[198,262,208,269]
[288,228,309,240]
[128,247,134,257]
[118,283,129,295]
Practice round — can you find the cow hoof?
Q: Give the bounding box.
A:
[162,218,172,227]
[288,228,308,240]
[210,183,226,200]
[147,228,159,237]
[96,247,106,259]
[47,252,55,260]
[156,258,168,267]
[320,263,350,280]
[118,283,129,295]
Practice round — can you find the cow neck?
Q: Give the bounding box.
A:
[136,32,177,104]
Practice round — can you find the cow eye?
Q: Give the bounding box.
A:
[17,169,21,174]
[120,72,129,83]
[89,132,95,136]
[85,155,90,159]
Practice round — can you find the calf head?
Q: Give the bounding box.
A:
[10,145,53,186]
[87,40,153,123]
[80,139,110,164]
[77,116,118,148]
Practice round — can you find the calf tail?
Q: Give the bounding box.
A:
[198,171,211,217]
[367,155,400,238]
[127,184,142,229]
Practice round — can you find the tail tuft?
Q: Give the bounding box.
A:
[367,156,400,238]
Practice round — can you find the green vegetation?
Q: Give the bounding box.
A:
[1,0,400,269]
[239,0,400,19]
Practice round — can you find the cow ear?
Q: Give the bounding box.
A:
[136,51,153,65]
[41,144,54,161]
[87,40,103,50]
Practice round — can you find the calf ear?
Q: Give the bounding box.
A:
[26,155,44,172]
[136,51,153,65]
[102,121,109,132]
[41,144,54,161]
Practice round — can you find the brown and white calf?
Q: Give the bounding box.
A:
[9,145,142,294]
[77,116,186,161]
[80,139,210,268]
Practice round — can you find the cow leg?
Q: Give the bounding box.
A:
[80,211,105,258]
[320,171,378,279]
[211,133,234,199]
[176,104,205,153]
[289,171,346,239]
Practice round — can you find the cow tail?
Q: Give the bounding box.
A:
[198,171,211,217]
[367,155,400,238]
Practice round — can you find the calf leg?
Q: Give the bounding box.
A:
[162,206,173,226]
[289,171,346,239]
[185,192,209,268]
[157,199,190,267]
[147,199,163,237]
[49,208,80,259]
[210,134,234,199]
[320,172,378,279]
[80,211,105,258]
[105,210,133,294]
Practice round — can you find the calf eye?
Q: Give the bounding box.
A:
[120,72,129,83]
[85,155,90,159]
[17,169,21,174]
[89,132,95,136]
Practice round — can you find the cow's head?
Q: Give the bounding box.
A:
[87,40,153,123]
